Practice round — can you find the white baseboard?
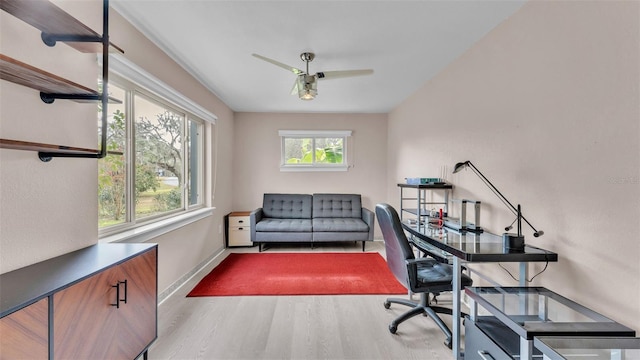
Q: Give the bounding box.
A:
[158,246,226,305]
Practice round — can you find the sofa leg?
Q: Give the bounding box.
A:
[258,243,263,252]
[362,241,365,252]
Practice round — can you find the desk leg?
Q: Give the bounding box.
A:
[519,262,529,316]
[519,262,528,287]
[452,257,462,360]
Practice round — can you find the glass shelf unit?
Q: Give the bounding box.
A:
[397,182,452,232]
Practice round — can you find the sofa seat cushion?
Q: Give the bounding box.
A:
[312,218,369,232]
[255,218,312,232]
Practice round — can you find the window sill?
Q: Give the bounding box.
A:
[100,207,215,244]
[280,166,349,172]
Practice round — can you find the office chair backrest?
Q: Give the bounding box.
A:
[375,203,416,290]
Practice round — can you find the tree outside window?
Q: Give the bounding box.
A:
[99,84,203,229]
[280,130,351,171]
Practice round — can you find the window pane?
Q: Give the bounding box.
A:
[284,138,313,164]
[283,136,344,165]
[134,94,184,219]
[187,119,201,206]
[315,137,343,164]
[98,84,127,228]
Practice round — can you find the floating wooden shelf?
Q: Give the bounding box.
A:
[0,0,123,54]
[1,0,117,161]
[0,139,98,156]
[0,54,120,104]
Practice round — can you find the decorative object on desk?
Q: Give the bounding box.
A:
[443,198,483,233]
[452,160,544,251]
[405,177,443,185]
[187,253,406,297]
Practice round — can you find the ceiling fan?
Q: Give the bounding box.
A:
[252,52,374,100]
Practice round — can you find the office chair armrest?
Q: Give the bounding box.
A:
[405,257,439,285]
[414,252,470,273]
[418,248,450,264]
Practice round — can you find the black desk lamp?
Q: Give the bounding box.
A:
[453,160,544,251]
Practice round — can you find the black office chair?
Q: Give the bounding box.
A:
[375,203,473,348]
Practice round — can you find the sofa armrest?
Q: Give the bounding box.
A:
[361,207,375,241]
[250,208,263,241]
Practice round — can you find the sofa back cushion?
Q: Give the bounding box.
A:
[263,193,313,219]
[312,194,362,218]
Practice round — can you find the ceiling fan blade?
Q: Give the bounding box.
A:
[316,69,373,80]
[252,53,304,75]
[290,78,300,95]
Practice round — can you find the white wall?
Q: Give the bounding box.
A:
[388,0,639,329]
[109,6,235,294]
[232,112,388,234]
[0,1,235,297]
[0,1,101,272]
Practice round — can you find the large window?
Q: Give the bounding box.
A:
[279,130,351,171]
[99,80,206,233]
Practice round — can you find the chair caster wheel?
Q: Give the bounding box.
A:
[384,301,391,309]
[444,338,452,349]
[389,324,397,334]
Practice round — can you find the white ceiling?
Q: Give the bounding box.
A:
[112,0,525,114]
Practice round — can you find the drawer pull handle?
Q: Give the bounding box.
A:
[238,227,243,230]
[238,220,244,223]
[111,283,120,308]
[120,279,127,305]
[478,350,495,360]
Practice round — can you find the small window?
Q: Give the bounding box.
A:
[279,130,351,171]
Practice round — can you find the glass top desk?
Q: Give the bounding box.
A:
[534,337,640,360]
[402,223,559,360]
[466,287,635,360]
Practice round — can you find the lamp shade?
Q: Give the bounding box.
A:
[453,161,470,174]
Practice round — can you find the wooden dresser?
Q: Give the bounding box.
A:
[0,243,157,360]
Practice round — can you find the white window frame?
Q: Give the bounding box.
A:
[279,130,352,172]
[99,55,216,242]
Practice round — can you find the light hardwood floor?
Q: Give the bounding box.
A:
[149,241,458,360]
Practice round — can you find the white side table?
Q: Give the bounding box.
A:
[226,211,253,247]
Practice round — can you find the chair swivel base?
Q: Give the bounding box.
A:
[383,294,455,349]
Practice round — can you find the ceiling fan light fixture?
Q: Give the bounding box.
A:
[300,90,316,100]
[297,75,317,100]
[252,52,373,101]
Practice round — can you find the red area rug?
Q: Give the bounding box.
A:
[187,252,407,297]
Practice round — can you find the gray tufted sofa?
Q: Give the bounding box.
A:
[250,193,375,252]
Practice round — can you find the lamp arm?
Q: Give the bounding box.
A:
[466,161,543,237]
[466,162,518,213]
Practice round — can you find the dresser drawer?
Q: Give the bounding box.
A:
[229,215,249,227]
[229,227,251,246]
[464,318,515,360]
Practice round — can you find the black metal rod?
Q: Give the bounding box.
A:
[517,204,522,237]
[38,0,110,162]
[98,0,109,160]
[40,93,101,103]
[41,33,101,47]
[464,161,542,236]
